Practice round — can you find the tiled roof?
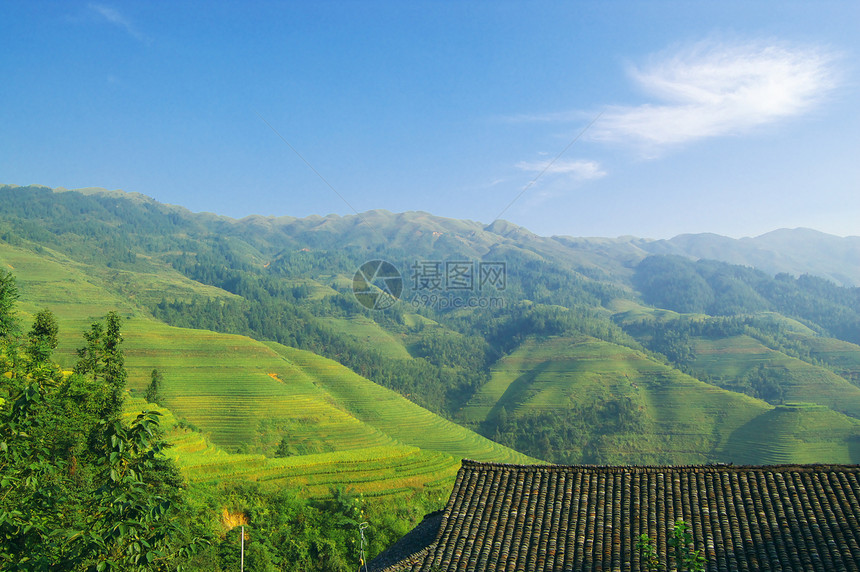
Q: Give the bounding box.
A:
[369,460,860,571]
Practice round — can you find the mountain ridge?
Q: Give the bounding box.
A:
[7,183,860,285]
[3,182,860,469]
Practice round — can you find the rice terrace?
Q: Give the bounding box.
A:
[3,1,860,570]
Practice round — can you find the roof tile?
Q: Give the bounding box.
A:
[370,460,860,572]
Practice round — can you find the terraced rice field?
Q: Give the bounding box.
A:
[0,244,142,332]
[264,342,535,465]
[124,396,459,498]
[692,335,860,417]
[723,403,860,464]
[3,242,532,498]
[119,324,397,452]
[803,336,860,386]
[459,335,643,422]
[319,316,412,360]
[459,335,773,464]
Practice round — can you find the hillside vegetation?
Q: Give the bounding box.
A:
[0,240,530,503]
[2,183,860,473]
[0,282,468,570]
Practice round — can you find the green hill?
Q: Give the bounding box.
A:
[263,343,533,464]
[803,335,860,386]
[723,403,860,464]
[0,241,530,499]
[319,316,412,360]
[3,184,860,471]
[459,335,775,465]
[690,334,860,417]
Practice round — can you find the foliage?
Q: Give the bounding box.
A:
[179,481,441,571]
[77,411,207,571]
[26,308,58,363]
[637,521,706,572]
[634,256,717,315]
[486,398,645,464]
[0,299,207,570]
[146,368,164,405]
[73,311,128,418]
[636,533,661,572]
[634,255,860,345]
[0,269,18,338]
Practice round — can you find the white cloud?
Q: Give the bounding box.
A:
[590,40,837,147]
[516,158,606,180]
[89,3,149,43]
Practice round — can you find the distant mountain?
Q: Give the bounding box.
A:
[3,183,860,468]
[11,183,858,284]
[634,228,860,287]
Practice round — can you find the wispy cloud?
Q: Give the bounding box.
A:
[89,3,149,43]
[590,40,838,148]
[516,158,606,180]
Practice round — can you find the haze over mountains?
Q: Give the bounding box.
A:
[2,183,860,470]
[35,184,860,287]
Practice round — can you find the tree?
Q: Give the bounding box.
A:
[636,520,705,572]
[74,311,127,418]
[101,311,126,391]
[78,411,208,571]
[26,308,59,364]
[1,298,208,570]
[145,369,163,405]
[274,436,295,458]
[0,269,18,338]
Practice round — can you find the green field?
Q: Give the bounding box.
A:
[453,333,860,465]
[265,342,534,464]
[2,242,529,498]
[802,335,860,386]
[319,316,412,360]
[691,334,860,417]
[124,396,461,498]
[723,403,860,464]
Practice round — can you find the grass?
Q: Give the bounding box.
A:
[319,316,412,360]
[722,403,860,464]
[458,335,788,465]
[2,241,530,498]
[691,334,860,418]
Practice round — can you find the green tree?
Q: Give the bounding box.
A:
[274,435,295,458]
[0,269,18,338]
[145,368,163,405]
[1,293,208,570]
[26,308,59,364]
[636,521,705,572]
[77,411,207,571]
[74,311,127,418]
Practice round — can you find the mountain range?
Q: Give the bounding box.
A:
[2,182,860,476]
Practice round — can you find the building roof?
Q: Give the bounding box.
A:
[368,459,860,571]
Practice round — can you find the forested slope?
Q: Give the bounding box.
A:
[2,183,860,468]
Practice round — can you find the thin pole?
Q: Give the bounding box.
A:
[241,525,244,572]
[359,522,369,572]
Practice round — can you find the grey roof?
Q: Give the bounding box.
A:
[369,459,860,571]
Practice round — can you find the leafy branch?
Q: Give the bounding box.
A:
[636,520,705,572]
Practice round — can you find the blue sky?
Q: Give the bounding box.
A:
[2,1,858,239]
